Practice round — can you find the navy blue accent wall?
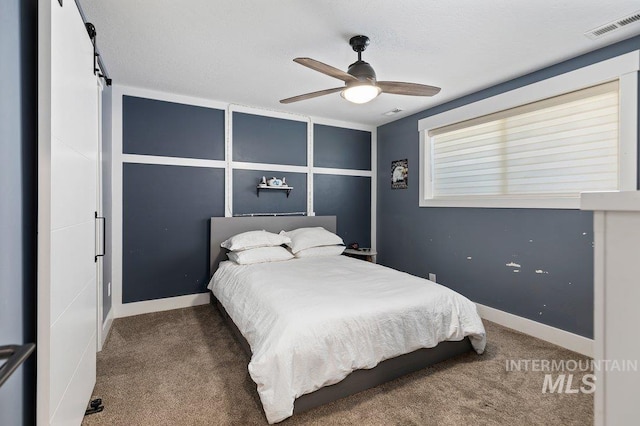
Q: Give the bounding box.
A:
[123,96,225,160]
[233,112,307,165]
[377,35,640,338]
[121,101,371,303]
[314,175,371,247]
[314,124,371,170]
[0,0,37,423]
[233,170,307,215]
[123,164,224,302]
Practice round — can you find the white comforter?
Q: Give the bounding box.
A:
[209,256,486,424]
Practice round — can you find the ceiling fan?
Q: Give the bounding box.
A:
[280,35,441,105]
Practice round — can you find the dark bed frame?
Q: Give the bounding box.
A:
[209,216,473,415]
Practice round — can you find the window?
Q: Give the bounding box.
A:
[419,51,638,209]
[431,81,618,197]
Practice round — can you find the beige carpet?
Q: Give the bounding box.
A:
[82,305,593,425]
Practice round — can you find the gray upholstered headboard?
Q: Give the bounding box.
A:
[209,215,337,276]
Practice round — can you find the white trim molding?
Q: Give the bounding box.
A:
[122,153,226,169]
[618,71,639,191]
[225,105,233,217]
[370,131,377,253]
[109,85,377,319]
[229,103,309,122]
[232,161,309,173]
[475,303,594,357]
[581,190,640,211]
[111,85,124,326]
[307,118,314,215]
[311,116,377,132]
[99,308,114,351]
[115,292,211,318]
[312,167,373,177]
[112,84,229,111]
[418,50,640,209]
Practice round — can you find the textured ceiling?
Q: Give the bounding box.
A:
[77,1,640,126]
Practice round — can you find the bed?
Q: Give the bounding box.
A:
[207,216,486,424]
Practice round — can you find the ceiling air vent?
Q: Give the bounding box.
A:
[383,108,404,116]
[585,10,640,40]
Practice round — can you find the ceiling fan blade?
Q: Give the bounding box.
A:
[294,58,358,83]
[377,81,441,97]
[280,87,344,104]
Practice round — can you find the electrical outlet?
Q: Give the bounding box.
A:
[108,282,111,297]
[428,273,436,282]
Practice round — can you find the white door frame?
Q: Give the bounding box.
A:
[96,78,104,351]
[37,0,53,423]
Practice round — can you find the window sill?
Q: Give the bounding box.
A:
[419,196,585,209]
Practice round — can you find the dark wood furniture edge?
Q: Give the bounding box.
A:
[211,293,473,415]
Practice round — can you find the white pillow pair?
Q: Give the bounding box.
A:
[222,227,345,265]
[221,229,291,251]
[293,244,345,258]
[227,244,345,265]
[279,227,344,254]
[221,230,293,265]
[227,246,293,265]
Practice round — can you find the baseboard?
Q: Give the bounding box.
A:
[114,292,211,318]
[110,295,592,355]
[475,303,594,357]
[99,308,114,351]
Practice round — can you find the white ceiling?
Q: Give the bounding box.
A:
[77,1,640,127]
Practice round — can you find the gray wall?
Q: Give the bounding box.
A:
[314,175,371,247]
[123,96,225,160]
[314,124,371,170]
[123,164,225,303]
[233,112,307,165]
[121,100,373,303]
[121,98,227,303]
[313,123,373,247]
[377,35,640,338]
[234,169,307,215]
[0,0,37,424]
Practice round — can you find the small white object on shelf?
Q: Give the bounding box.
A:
[257,177,293,197]
[268,177,283,186]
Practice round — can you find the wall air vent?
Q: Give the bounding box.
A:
[585,10,640,39]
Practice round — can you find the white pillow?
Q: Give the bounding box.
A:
[227,246,294,265]
[221,230,291,251]
[280,227,344,254]
[294,245,345,258]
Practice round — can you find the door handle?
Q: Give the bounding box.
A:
[0,343,36,388]
[95,211,105,262]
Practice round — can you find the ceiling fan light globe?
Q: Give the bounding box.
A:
[341,84,381,104]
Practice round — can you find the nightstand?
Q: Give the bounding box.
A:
[343,248,377,262]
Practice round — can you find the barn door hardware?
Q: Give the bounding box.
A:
[84,22,112,86]
[85,398,104,415]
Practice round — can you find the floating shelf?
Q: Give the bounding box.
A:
[256,184,293,198]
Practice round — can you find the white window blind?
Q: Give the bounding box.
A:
[428,81,620,198]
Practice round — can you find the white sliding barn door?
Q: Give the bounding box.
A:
[38,0,99,424]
